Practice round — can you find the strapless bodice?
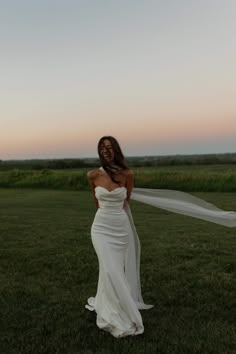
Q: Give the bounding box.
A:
[95,186,127,212]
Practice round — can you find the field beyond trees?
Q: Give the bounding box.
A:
[1,153,236,192]
[0,164,236,192]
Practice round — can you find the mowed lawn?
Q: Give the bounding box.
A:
[0,189,236,354]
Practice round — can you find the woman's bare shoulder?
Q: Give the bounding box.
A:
[87,168,100,180]
[123,168,134,177]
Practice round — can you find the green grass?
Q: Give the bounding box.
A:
[134,164,236,191]
[0,189,236,353]
[1,164,236,191]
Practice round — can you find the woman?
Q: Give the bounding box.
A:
[86,136,153,338]
[86,136,236,338]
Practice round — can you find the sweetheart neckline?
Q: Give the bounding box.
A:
[95,186,126,193]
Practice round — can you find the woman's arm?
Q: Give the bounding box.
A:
[125,169,134,204]
[87,169,99,208]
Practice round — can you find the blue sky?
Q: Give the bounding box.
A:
[1,0,236,159]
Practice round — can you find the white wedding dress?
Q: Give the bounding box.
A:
[85,186,153,338]
[86,184,236,338]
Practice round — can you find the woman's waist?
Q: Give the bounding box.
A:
[96,206,126,215]
[98,201,124,210]
[93,208,129,227]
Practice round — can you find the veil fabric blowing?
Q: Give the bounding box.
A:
[131,188,236,228]
[123,188,236,307]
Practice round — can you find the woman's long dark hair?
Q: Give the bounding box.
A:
[97,136,128,184]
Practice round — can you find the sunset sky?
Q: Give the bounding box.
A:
[1,0,236,160]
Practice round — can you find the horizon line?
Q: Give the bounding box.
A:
[1,151,236,162]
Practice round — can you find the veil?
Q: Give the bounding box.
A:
[131,188,236,228]
[99,165,236,306]
[124,187,236,308]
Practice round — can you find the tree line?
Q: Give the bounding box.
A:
[0,152,236,170]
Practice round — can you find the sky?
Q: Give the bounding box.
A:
[1,0,236,160]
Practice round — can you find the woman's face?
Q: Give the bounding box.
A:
[99,139,115,164]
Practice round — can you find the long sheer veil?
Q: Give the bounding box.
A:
[124,203,153,309]
[131,188,236,228]
[124,187,236,307]
[99,165,236,306]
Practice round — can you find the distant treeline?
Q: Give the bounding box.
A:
[0,158,95,171]
[0,153,236,170]
[128,153,236,167]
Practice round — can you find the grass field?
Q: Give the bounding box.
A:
[1,164,236,192]
[0,188,236,353]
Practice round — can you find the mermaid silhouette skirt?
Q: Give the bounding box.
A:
[86,185,236,337]
[85,186,152,338]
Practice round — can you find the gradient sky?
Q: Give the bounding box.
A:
[1,0,236,159]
